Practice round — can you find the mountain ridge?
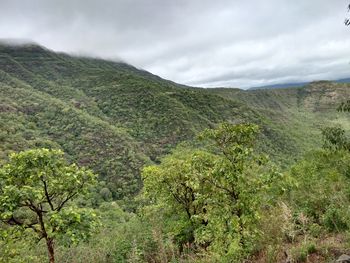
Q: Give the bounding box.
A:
[249,78,350,90]
[1,43,349,198]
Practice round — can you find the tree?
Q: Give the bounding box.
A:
[338,100,350,112]
[288,149,350,232]
[321,101,350,152]
[321,126,349,151]
[142,123,280,260]
[0,149,98,263]
[198,123,277,258]
[142,149,215,250]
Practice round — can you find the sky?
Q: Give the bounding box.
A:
[0,0,350,89]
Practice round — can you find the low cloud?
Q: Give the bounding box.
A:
[0,0,349,88]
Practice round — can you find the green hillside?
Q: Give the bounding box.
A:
[0,44,254,198]
[210,83,350,163]
[1,43,350,263]
[0,43,349,198]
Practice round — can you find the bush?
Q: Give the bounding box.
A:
[323,205,349,232]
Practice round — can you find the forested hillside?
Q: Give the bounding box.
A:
[1,43,349,199]
[1,43,350,263]
[211,82,350,163]
[0,43,255,198]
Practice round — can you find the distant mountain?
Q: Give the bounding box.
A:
[335,77,350,83]
[249,82,308,90]
[1,42,349,198]
[249,78,350,90]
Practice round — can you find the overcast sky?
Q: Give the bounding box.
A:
[0,0,349,88]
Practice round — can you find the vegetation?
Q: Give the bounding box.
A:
[0,149,98,263]
[143,123,282,261]
[0,44,350,262]
[1,44,349,199]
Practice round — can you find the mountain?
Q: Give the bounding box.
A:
[335,77,350,84]
[211,82,350,161]
[0,43,258,198]
[1,42,349,198]
[249,78,350,90]
[249,82,308,90]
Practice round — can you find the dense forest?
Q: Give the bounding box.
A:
[0,43,350,262]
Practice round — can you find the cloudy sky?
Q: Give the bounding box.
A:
[0,0,349,88]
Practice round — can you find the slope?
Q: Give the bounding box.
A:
[1,43,349,198]
[0,43,262,198]
[210,81,350,165]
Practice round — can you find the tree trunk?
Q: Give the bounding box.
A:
[46,237,55,263]
[37,210,55,263]
[236,208,245,248]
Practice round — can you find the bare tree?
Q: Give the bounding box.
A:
[345,4,350,26]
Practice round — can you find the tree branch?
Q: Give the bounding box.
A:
[41,177,55,211]
[56,191,78,212]
[5,215,42,236]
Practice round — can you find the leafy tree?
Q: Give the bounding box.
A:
[321,126,349,151]
[142,149,215,250]
[142,123,280,260]
[338,100,350,112]
[0,149,98,263]
[288,150,350,232]
[198,123,278,259]
[321,102,350,152]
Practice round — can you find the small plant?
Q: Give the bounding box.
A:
[305,242,317,254]
[323,206,349,232]
[309,223,323,238]
[290,241,317,263]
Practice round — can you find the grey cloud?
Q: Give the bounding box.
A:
[0,0,349,88]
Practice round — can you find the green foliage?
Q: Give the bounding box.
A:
[210,83,350,166]
[338,100,350,112]
[143,123,281,261]
[0,44,349,200]
[322,205,349,232]
[0,43,257,198]
[321,126,349,151]
[197,123,281,260]
[53,202,164,263]
[287,150,350,232]
[143,149,216,248]
[1,43,350,262]
[290,241,317,263]
[2,44,350,200]
[0,148,99,262]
